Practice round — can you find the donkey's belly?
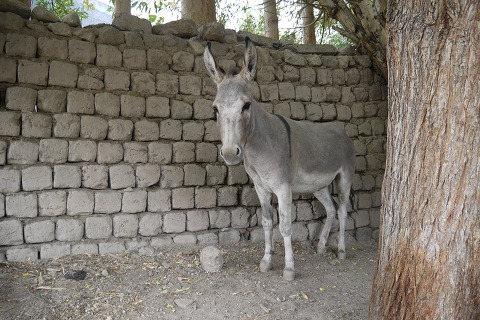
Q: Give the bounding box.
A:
[291,169,338,193]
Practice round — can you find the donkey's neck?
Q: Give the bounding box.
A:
[244,100,278,157]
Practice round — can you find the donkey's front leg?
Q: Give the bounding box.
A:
[255,185,274,273]
[276,186,295,281]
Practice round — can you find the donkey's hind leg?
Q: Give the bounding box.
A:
[336,172,353,260]
[314,187,337,255]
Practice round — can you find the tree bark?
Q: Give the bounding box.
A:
[370,1,480,319]
[263,0,279,40]
[181,0,216,26]
[302,1,316,44]
[115,0,131,15]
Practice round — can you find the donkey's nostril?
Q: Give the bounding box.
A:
[236,147,240,156]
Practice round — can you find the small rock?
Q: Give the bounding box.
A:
[62,12,81,27]
[47,22,72,37]
[198,22,225,42]
[101,269,109,277]
[152,19,197,38]
[65,270,87,281]
[0,11,24,30]
[0,0,31,19]
[174,298,194,309]
[113,12,152,34]
[200,246,224,273]
[32,6,60,23]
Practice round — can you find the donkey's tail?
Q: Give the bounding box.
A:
[349,187,357,213]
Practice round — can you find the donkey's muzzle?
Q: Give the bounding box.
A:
[220,145,243,167]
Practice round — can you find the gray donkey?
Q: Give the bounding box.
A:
[204,38,356,281]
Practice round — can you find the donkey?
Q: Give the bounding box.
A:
[203,37,356,281]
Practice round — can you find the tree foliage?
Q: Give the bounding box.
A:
[36,0,95,20]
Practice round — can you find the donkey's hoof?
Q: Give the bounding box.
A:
[283,268,295,281]
[259,260,273,272]
[337,251,346,260]
[317,247,327,255]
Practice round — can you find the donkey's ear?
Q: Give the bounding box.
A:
[203,41,224,84]
[241,36,258,81]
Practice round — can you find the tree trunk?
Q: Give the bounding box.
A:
[302,1,316,44]
[263,0,279,40]
[181,0,216,26]
[115,0,131,15]
[370,1,480,319]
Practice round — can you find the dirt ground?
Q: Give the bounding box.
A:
[0,241,378,320]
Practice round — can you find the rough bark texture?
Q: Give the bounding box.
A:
[115,0,131,15]
[314,0,387,80]
[263,0,279,40]
[302,1,316,44]
[181,0,216,26]
[370,1,480,319]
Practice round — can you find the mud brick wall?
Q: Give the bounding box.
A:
[0,11,387,262]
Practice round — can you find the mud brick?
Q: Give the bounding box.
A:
[18,60,48,86]
[131,71,156,95]
[40,243,71,260]
[295,86,311,102]
[121,95,145,118]
[296,201,314,221]
[305,103,322,121]
[122,189,147,213]
[38,37,67,60]
[22,112,52,138]
[96,44,122,67]
[0,220,23,246]
[0,57,17,83]
[113,214,139,238]
[38,90,67,113]
[0,111,21,136]
[5,86,37,111]
[7,140,38,164]
[173,142,195,163]
[217,186,238,206]
[209,209,230,229]
[183,122,204,141]
[159,165,183,188]
[352,210,370,228]
[82,165,108,189]
[148,142,172,164]
[241,186,260,206]
[147,188,171,212]
[163,212,186,233]
[321,103,336,120]
[197,233,218,245]
[184,164,206,186]
[85,216,112,239]
[67,91,94,114]
[134,120,159,141]
[146,96,170,118]
[283,65,300,82]
[56,218,84,241]
[156,73,178,95]
[196,143,217,163]
[104,69,130,91]
[0,167,21,193]
[171,51,194,72]
[179,75,202,95]
[24,220,55,244]
[173,234,197,245]
[22,166,52,191]
[6,33,36,57]
[136,163,160,187]
[290,102,305,120]
[206,164,226,185]
[96,142,122,165]
[358,121,372,136]
[193,98,214,120]
[147,48,171,72]
[0,194,4,217]
[336,105,352,121]
[231,207,250,228]
[71,244,98,255]
[172,188,195,209]
[260,84,279,102]
[203,120,220,141]
[98,241,126,254]
[160,119,182,140]
[95,191,122,214]
[124,142,148,163]
[95,92,120,116]
[139,213,163,236]
[49,61,78,88]
[80,116,108,140]
[109,164,135,189]
[108,119,134,141]
[274,102,290,118]
[67,190,94,215]
[69,39,96,64]
[6,248,38,262]
[357,192,372,209]
[123,48,146,70]
[171,100,193,120]
[278,82,295,101]
[219,230,240,244]
[195,188,216,209]
[227,166,249,185]
[68,140,97,162]
[53,165,81,188]
[53,113,80,138]
[38,191,66,216]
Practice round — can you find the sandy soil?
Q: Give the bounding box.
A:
[0,241,378,320]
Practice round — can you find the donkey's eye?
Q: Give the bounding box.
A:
[213,106,219,121]
[242,102,251,113]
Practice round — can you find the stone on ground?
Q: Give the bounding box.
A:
[199,245,224,273]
